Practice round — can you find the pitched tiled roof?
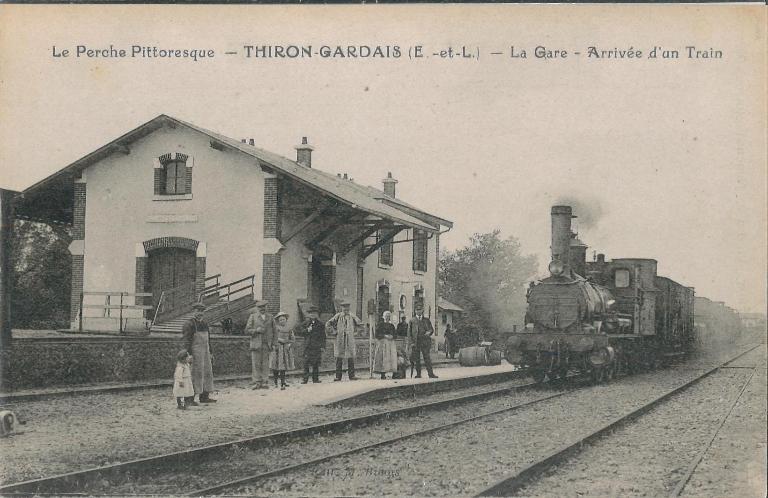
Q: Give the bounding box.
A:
[21,114,450,232]
[173,116,446,232]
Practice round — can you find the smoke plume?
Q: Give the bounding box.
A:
[555,196,604,230]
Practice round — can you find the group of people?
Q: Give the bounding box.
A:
[172,299,441,408]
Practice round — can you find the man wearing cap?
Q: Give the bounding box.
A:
[326,301,361,381]
[182,303,217,402]
[408,303,438,379]
[244,300,276,389]
[301,305,326,384]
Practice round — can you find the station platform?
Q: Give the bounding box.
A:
[172,362,519,415]
[0,359,518,410]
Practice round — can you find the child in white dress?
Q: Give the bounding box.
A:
[173,350,194,409]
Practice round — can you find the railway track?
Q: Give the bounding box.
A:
[475,343,763,497]
[189,347,761,496]
[0,374,559,496]
[1,344,758,496]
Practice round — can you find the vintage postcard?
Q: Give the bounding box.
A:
[0,4,765,497]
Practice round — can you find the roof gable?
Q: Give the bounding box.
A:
[21,114,450,232]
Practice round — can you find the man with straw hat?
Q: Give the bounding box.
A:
[326,300,361,381]
[244,299,275,389]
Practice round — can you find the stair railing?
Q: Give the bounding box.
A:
[151,291,166,329]
[199,274,256,311]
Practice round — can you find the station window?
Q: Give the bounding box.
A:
[378,229,393,267]
[156,153,190,196]
[615,269,630,288]
[412,229,428,272]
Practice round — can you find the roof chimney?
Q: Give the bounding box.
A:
[382,171,398,198]
[295,136,313,168]
[343,173,348,180]
[248,138,255,146]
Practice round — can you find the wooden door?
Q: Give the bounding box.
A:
[149,248,196,313]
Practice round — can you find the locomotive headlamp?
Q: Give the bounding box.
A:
[548,260,565,276]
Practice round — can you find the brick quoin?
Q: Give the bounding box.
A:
[263,177,280,238]
[72,183,86,240]
[70,255,84,322]
[134,257,148,316]
[262,254,281,315]
[70,182,86,323]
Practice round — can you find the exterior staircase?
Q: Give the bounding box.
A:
[150,274,257,334]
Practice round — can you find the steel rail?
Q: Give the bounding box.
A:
[669,366,758,497]
[474,343,763,497]
[0,375,544,496]
[185,390,572,496]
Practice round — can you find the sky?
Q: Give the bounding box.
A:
[0,5,765,313]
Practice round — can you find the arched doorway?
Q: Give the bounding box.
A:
[148,247,197,316]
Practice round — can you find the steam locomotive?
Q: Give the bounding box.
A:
[504,205,695,383]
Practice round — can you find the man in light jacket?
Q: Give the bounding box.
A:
[244,300,276,389]
[326,301,361,381]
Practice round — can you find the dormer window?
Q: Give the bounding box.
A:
[154,153,193,199]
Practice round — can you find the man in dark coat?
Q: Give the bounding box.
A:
[181,303,217,403]
[408,303,438,379]
[301,305,326,384]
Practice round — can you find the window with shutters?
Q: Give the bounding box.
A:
[154,153,192,199]
[412,229,428,272]
[378,230,393,267]
[164,160,186,194]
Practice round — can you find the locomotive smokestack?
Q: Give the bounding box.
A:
[550,205,573,276]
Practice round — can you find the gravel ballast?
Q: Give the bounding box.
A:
[229,364,746,496]
[0,373,531,485]
[0,342,760,494]
[513,367,759,497]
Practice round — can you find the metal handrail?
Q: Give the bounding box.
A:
[151,291,166,328]
[79,290,153,333]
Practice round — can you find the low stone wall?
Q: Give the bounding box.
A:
[0,336,407,391]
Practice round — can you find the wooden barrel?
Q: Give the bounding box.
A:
[458,346,489,366]
[487,349,502,365]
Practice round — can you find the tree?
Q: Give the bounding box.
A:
[440,231,538,345]
[11,220,71,329]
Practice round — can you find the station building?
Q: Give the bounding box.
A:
[12,115,452,338]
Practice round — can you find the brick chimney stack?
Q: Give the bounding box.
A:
[382,172,398,198]
[295,136,313,168]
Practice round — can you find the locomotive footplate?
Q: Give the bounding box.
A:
[505,332,610,355]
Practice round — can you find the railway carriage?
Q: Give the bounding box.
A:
[505,205,696,383]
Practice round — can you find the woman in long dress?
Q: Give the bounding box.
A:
[373,311,398,379]
[269,311,295,390]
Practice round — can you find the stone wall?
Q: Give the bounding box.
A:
[0,336,406,391]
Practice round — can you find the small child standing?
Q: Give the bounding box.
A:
[173,350,195,409]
